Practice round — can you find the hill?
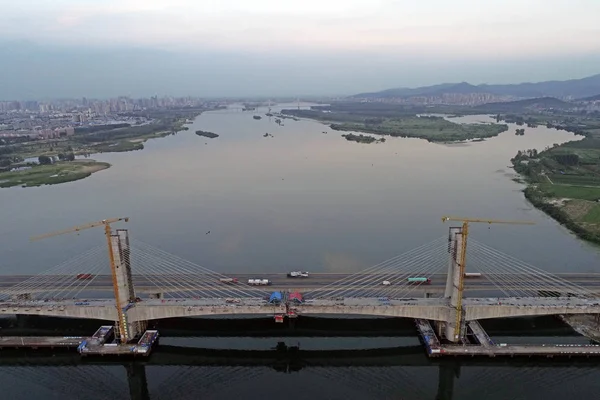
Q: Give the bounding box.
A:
[580,94,600,102]
[353,74,600,100]
[473,97,573,113]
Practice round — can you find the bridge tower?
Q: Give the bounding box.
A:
[441,216,534,342]
[110,228,146,342]
[31,218,142,343]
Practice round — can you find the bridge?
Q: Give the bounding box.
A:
[3,217,600,344]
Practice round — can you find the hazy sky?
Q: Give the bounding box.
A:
[1,0,599,99]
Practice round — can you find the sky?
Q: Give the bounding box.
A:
[1,0,599,99]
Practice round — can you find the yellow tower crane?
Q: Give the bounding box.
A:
[441,216,534,340]
[31,217,129,342]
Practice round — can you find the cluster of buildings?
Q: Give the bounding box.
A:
[356,93,517,106]
[0,96,214,141]
[0,96,210,114]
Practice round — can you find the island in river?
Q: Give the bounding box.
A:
[195,130,219,139]
[342,133,385,144]
[281,103,509,142]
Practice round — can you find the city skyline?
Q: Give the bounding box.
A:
[1,0,599,98]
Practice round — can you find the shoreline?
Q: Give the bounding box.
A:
[0,110,205,189]
[0,160,110,188]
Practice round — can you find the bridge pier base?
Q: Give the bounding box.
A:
[436,363,459,400]
[125,364,149,400]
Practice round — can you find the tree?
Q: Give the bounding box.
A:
[65,152,75,161]
[38,155,52,165]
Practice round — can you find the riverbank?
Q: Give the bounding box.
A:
[510,113,600,245]
[282,106,508,142]
[0,160,110,188]
[0,108,208,189]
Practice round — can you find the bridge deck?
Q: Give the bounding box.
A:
[2,273,600,295]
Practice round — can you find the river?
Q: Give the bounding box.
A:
[2,103,600,399]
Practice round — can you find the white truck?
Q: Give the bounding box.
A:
[248,279,271,286]
[287,271,309,278]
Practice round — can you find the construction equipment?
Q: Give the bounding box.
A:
[30,218,129,342]
[441,216,534,340]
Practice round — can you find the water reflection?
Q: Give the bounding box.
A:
[1,349,600,400]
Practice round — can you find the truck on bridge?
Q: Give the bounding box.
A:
[76,274,94,280]
[248,279,271,286]
[287,271,309,278]
[219,278,238,284]
[464,273,482,278]
[407,277,431,285]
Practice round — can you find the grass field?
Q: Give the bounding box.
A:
[0,161,110,188]
[539,183,600,201]
[547,174,600,186]
[331,116,508,142]
[582,204,600,223]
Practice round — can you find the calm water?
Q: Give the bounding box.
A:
[2,103,600,399]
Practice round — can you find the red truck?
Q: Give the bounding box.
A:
[76,274,93,280]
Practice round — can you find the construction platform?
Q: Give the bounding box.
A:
[0,336,84,349]
[78,328,159,357]
[415,319,600,358]
[0,326,159,357]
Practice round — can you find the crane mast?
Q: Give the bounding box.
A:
[31,218,130,343]
[441,216,534,341]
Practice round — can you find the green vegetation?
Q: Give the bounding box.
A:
[195,130,219,139]
[330,116,508,142]
[0,161,110,188]
[282,104,508,142]
[342,134,385,144]
[511,112,600,244]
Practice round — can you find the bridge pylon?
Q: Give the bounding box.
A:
[30,217,144,343]
[440,216,534,342]
[443,226,467,342]
[110,229,146,342]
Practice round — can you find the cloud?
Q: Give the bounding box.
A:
[1,0,599,56]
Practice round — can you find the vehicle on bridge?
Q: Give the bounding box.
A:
[464,273,482,278]
[382,280,392,286]
[269,292,282,304]
[76,274,94,280]
[287,271,309,278]
[288,292,304,304]
[248,279,271,286]
[219,277,238,284]
[407,277,431,285]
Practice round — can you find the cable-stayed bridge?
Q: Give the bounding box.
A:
[2,218,600,344]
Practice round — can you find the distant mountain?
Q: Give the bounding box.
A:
[473,97,572,113]
[580,94,600,101]
[352,74,600,100]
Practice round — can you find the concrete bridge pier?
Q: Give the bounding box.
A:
[125,364,150,400]
[444,227,466,342]
[111,229,145,342]
[436,363,460,400]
